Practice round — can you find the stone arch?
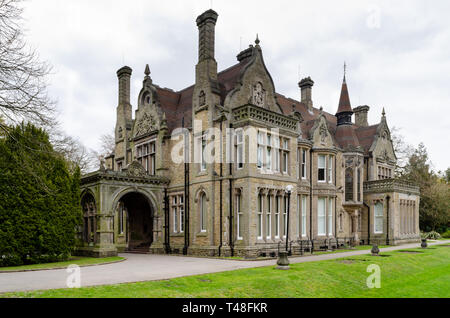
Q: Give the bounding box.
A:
[111,187,158,251]
[81,190,97,244]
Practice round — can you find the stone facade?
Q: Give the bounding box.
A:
[78,9,420,258]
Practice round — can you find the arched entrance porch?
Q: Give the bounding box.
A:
[116,192,154,252]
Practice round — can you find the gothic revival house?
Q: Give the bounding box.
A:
[79,10,420,258]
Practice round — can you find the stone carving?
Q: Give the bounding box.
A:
[252,82,265,107]
[135,113,157,137]
[126,161,148,177]
[319,124,328,144]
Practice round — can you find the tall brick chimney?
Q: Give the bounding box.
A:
[196,9,219,63]
[299,77,314,112]
[354,105,370,127]
[117,66,132,107]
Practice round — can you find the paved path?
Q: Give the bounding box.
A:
[1,240,448,293]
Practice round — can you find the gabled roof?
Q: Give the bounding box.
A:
[152,57,379,155]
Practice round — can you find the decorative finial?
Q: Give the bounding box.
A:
[145,64,151,77]
[343,61,347,83]
[382,107,386,117]
[255,34,260,46]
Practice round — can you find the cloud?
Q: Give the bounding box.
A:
[22,0,450,172]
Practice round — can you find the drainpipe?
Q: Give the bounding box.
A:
[364,201,370,245]
[229,123,234,257]
[334,155,337,239]
[386,195,390,245]
[164,188,170,254]
[309,149,313,240]
[183,119,190,256]
[218,120,223,257]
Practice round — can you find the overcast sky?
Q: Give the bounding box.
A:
[22,0,449,172]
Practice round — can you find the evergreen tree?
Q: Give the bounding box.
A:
[0,123,81,266]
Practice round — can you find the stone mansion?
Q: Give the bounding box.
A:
[78,9,420,258]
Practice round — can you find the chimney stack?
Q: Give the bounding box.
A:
[354,105,370,127]
[117,66,132,106]
[299,77,314,112]
[196,9,219,62]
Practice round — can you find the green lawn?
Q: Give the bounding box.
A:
[0,256,124,272]
[2,245,449,298]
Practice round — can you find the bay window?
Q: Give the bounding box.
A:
[318,197,326,236]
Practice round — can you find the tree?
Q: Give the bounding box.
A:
[0,0,55,131]
[0,123,81,266]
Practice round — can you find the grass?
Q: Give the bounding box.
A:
[2,245,449,298]
[0,256,124,272]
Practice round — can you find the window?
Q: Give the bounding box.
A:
[345,167,354,201]
[173,207,178,233]
[236,130,244,169]
[236,193,243,240]
[275,136,280,172]
[136,140,156,175]
[200,193,207,232]
[266,147,272,171]
[328,156,333,184]
[357,168,361,202]
[318,155,326,182]
[282,152,288,174]
[302,196,307,237]
[328,198,333,236]
[374,202,384,234]
[266,196,272,239]
[275,196,280,238]
[318,198,326,236]
[201,135,207,171]
[378,166,392,180]
[117,161,123,172]
[282,139,289,174]
[302,149,307,179]
[257,194,263,239]
[171,194,184,233]
[119,202,125,234]
[257,132,264,169]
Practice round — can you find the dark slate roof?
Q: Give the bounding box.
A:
[336,80,353,114]
[154,59,378,155]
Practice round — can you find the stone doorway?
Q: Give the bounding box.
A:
[119,192,154,252]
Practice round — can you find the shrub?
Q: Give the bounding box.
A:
[0,123,81,267]
[421,231,441,240]
[441,230,450,239]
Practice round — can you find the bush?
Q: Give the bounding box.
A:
[421,231,441,240]
[0,123,81,267]
[441,230,450,239]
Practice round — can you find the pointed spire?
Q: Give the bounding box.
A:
[343,61,347,83]
[145,64,150,77]
[336,76,352,115]
[255,34,260,46]
[382,107,386,117]
[336,66,353,126]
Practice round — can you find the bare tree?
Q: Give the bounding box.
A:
[0,0,55,131]
[98,129,115,157]
[50,130,98,174]
[391,126,414,177]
